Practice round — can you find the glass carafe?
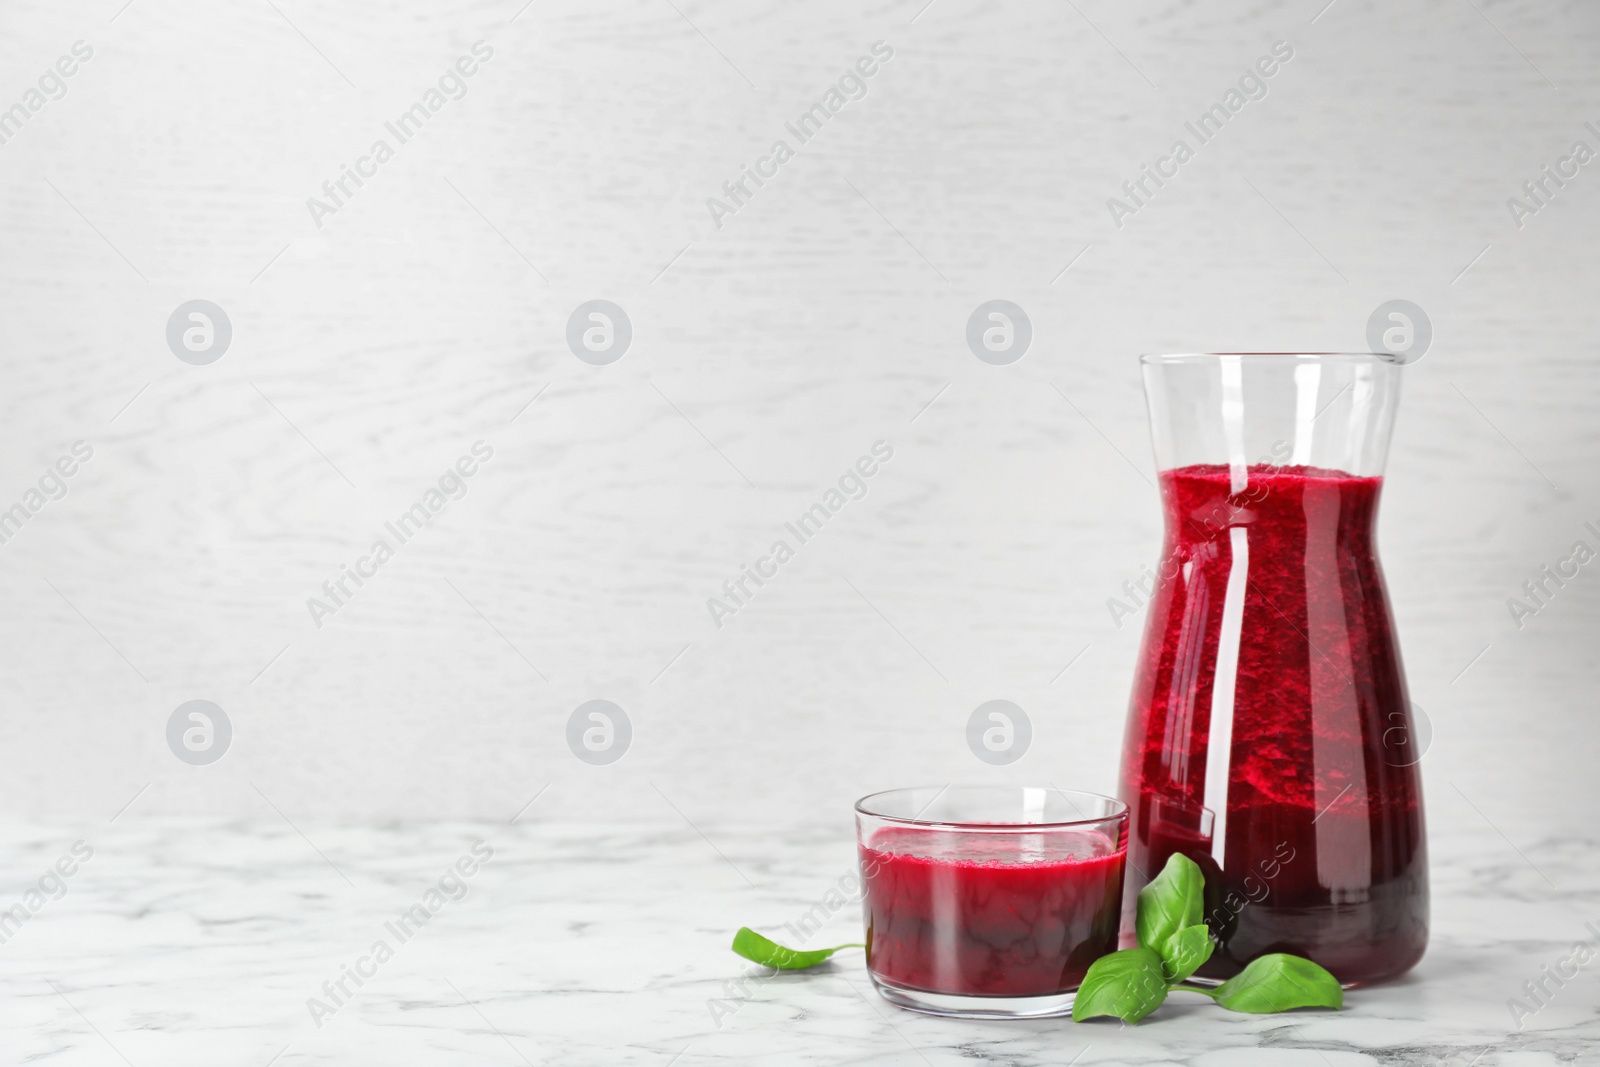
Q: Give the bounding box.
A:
[1118,353,1427,986]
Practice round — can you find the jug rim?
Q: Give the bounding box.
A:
[1141,351,1401,364]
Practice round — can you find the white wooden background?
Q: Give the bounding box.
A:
[1,0,1597,839]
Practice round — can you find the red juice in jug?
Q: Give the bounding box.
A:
[1119,463,1427,985]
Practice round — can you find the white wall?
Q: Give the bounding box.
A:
[1,0,1596,836]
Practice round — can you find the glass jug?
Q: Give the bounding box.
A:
[1118,353,1427,986]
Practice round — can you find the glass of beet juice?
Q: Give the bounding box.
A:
[1120,353,1428,987]
[855,786,1127,1017]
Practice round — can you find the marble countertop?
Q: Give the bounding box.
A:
[2,817,1595,1066]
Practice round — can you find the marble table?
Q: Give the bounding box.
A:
[2,818,1595,1065]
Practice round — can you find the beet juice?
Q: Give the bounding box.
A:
[1120,462,1428,985]
[859,825,1125,998]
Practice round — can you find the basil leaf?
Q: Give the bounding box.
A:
[1161,923,1214,983]
[1212,953,1344,1014]
[730,927,862,970]
[1136,852,1205,969]
[1070,947,1170,1024]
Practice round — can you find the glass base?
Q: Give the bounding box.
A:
[869,974,1077,1018]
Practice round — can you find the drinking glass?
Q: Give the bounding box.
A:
[855,786,1128,1017]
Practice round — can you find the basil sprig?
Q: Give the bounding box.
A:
[730,927,863,970]
[1072,853,1343,1024]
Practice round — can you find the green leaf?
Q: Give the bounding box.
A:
[1070,947,1171,1024]
[1211,954,1344,1014]
[730,927,862,970]
[1161,924,1215,983]
[1136,852,1205,969]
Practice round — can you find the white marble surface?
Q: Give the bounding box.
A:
[1,816,1595,1065]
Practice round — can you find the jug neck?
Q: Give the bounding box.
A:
[1142,354,1402,479]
